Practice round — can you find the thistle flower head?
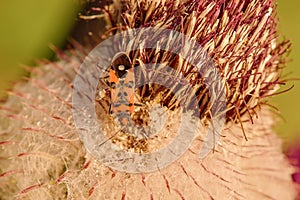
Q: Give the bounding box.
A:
[0,0,296,199]
[88,0,290,126]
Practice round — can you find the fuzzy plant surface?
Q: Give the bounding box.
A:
[0,0,297,199]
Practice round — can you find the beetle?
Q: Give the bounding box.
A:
[109,52,136,127]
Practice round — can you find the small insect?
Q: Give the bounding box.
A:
[109,52,136,128]
[108,52,151,140]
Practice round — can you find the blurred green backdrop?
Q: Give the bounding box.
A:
[0,1,299,142]
[0,0,80,97]
[275,0,300,142]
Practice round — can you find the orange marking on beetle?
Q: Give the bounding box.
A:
[109,68,119,84]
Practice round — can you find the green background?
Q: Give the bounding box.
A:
[275,0,300,143]
[0,0,80,97]
[0,1,299,143]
